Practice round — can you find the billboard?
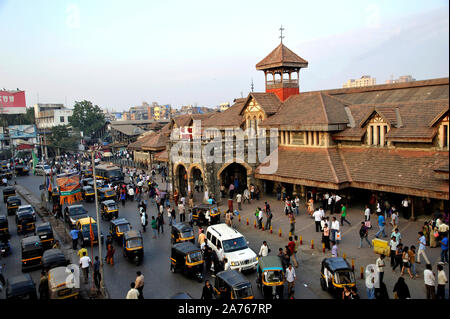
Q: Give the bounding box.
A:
[8,125,37,139]
[0,90,26,114]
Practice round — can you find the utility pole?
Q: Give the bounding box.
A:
[91,148,105,296]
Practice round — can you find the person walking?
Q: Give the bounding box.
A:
[265,209,273,232]
[225,210,233,228]
[331,241,338,257]
[322,223,331,250]
[359,222,372,248]
[393,277,411,299]
[400,246,414,279]
[70,228,79,250]
[79,251,92,284]
[408,246,418,278]
[389,236,399,268]
[151,216,158,238]
[236,193,242,210]
[436,264,447,300]
[141,211,147,233]
[258,241,270,257]
[376,254,386,284]
[417,232,430,265]
[93,256,101,291]
[330,217,340,243]
[392,243,404,272]
[288,236,298,268]
[285,263,296,296]
[424,263,436,299]
[364,205,371,222]
[106,244,115,265]
[375,213,387,238]
[340,203,351,226]
[126,282,139,299]
[288,211,296,235]
[38,270,49,299]
[178,202,185,222]
[135,271,144,299]
[365,266,377,299]
[439,235,448,264]
[156,212,164,234]
[201,280,216,299]
[257,208,264,230]
[313,209,323,232]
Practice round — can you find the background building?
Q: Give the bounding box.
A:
[386,75,416,84]
[33,103,73,130]
[343,75,376,88]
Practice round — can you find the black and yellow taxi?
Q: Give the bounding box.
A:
[21,235,43,272]
[7,196,22,216]
[0,214,10,241]
[109,218,131,244]
[98,187,116,201]
[35,222,55,250]
[214,270,254,299]
[123,230,143,265]
[16,210,35,235]
[100,200,119,221]
[3,186,16,204]
[76,217,101,247]
[81,186,95,202]
[171,222,195,245]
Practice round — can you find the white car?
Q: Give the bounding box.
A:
[16,205,36,221]
[34,164,52,176]
[205,223,258,272]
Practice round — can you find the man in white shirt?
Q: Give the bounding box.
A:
[79,252,92,284]
[424,263,436,299]
[236,193,242,210]
[401,198,410,219]
[312,209,323,232]
[365,265,377,299]
[257,208,264,229]
[285,263,296,297]
[376,254,386,284]
[126,282,140,299]
[258,241,269,257]
[437,264,447,300]
[330,217,340,242]
[364,205,371,221]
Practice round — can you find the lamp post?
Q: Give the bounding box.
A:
[91,147,105,296]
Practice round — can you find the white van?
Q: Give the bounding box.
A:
[205,223,258,272]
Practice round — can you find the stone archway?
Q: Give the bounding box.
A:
[218,162,252,196]
[188,164,205,194]
[174,163,188,197]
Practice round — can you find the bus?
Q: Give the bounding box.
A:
[95,164,124,185]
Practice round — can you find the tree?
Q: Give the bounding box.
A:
[69,100,105,137]
[48,125,79,156]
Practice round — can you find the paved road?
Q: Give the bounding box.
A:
[4,172,448,299]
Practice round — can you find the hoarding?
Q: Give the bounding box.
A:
[0,90,26,114]
[8,125,37,139]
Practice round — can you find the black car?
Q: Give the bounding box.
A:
[64,204,89,229]
[5,274,37,299]
[42,249,69,271]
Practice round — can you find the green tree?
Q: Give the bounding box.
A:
[48,125,79,156]
[69,100,105,137]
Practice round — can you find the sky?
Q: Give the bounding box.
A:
[0,0,448,111]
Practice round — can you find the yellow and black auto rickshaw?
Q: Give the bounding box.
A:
[123,230,143,265]
[76,217,101,247]
[3,186,16,203]
[109,218,131,244]
[192,204,220,226]
[214,270,254,299]
[98,187,116,201]
[0,214,10,241]
[48,266,80,299]
[21,235,43,272]
[100,200,119,221]
[16,210,35,235]
[35,222,55,250]
[171,222,195,245]
[256,256,285,299]
[170,241,204,282]
[320,257,358,298]
[7,196,22,216]
[81,186,95,202]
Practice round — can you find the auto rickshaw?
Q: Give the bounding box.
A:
[76,217,102,247]
[7,196,22,215]
[192,204,220,226]
[123,230,143,265]
[109,218,131,244]
[3,186,16,203]
[81,169,93,178]
[81,186,95,202]
[81,177,93,187]
[21,235,43,272]
[16,211,35,235]
[14,165,30,176]
[35,222,55,250]
[214,270,254,299]
[5,274,37,299]
[0,214,10,241]
[170,241,204,282]
[42,249,69,271]
[256,256,285,299]
[320,257,358,298]
[48,266,80,299]
[100,200,119,221]
[171,222,195,245]
[98,187,116,201]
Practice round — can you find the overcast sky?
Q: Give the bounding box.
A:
[1,0,448,111]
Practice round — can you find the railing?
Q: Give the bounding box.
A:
[266,79,298,85]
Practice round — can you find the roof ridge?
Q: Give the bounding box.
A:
[318,92,330,124]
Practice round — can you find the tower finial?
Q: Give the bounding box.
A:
[251,78,254,92]
[279,25,285,43]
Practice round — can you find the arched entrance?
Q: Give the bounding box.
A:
[219,162,249,196]
[176,164,188,197]
[191,167,204,193]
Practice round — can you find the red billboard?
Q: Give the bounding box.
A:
[0,90,26,114]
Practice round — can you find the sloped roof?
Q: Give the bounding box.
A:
[256,43,308,70]
[201,98,247,128]
[141,132,168,151]
[260,92,349,129]
[239,92,282,116]
[110,124,144,136]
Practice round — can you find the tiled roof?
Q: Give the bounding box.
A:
[110,124,144,136]
[240,92,282,115]
[201,99,246,128]
[154,150,168,162]
[260,92,349,129]
[127,132,156,150]
[256,43,308,70]
[141,132,168,151]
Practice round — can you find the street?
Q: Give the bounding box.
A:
[1,171,448,299]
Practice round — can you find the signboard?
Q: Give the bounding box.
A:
[0,91,26,114]
[8,125,37,139]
